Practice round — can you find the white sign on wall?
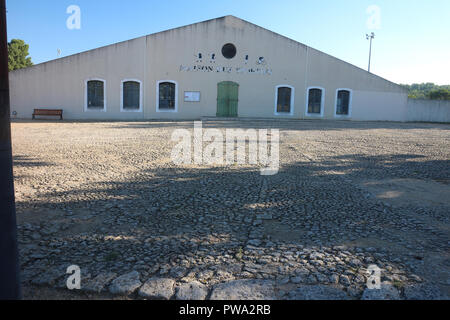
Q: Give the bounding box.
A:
[179,49,272,76]
[180,65,272,75]
[184,91,201,102]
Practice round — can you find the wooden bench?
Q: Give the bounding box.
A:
[32,109,63,120]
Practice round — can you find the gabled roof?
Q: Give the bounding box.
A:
[10,15,403,89]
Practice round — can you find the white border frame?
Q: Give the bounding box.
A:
[305,86,325,117]
[274,85,295,116]
[334,88,353,118]
[156,80,178,113]
[84,78,106,112]
[120,79,143,112]
[184,91,201,102]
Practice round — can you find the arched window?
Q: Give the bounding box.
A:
[86,79,105,111]
[121,80,141,112]
[306,87,324,116]
[275,85,294,115]
[336,89,352,116]
[157,81,178,112]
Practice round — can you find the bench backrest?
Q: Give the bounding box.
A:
[33,109,63,115]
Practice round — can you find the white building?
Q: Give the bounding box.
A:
[9,15,408,121]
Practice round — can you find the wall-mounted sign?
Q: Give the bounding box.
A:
[181,49,273,75]
[184,91,201,102]
[180,65,272,75]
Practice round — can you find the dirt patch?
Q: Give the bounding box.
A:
[262,220,308,242]
[16,208,104,236]
[361,178,450,208]
[16,208,64,225]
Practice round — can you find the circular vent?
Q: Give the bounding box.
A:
[222,43,237,59]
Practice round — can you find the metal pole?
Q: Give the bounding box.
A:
[367,32,375,73]
[368,37,372,72]
[0,0,21,300]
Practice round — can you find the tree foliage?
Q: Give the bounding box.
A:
[400,83,450,100]
[8,39,33,71]
[427,88,450,100]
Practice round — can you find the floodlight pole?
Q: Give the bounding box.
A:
[0,0,21,299]
[366,32,375,73]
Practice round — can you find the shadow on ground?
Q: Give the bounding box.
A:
[15,150,450,299]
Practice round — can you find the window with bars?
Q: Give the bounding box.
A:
[336,90,350,115]
[159,82,176,110]
[276,87,292,113]
[123,81,140,110]
[87,80,104,109]
[308,88,323,114]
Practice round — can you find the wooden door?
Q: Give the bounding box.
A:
[217,81,239,117]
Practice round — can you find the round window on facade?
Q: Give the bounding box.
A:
[222,43,237,59]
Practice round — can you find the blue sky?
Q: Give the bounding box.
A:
[5,0,450,84]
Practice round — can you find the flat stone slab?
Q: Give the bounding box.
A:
[109,271,142,295]
[176,281,209,300]
[403,283,449,300]
[210,280,276,300]
[139,278,175,300]
[83,272,117,293]
[31,265,67,287]
[361,283,400,300]
[288,285,351,300]
[361,178,450,207]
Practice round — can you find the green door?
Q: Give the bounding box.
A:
[217,81,239,117]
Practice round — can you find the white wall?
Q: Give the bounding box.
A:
[9,37,147,120]
[406,99,450,123]
[351,90,408,121]
[305,47,407,120]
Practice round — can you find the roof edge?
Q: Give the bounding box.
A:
[9,15,405,89]
[10,15,231,72]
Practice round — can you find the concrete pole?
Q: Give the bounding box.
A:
[0,0,21,299]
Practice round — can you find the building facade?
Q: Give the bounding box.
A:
[9,16,408,121]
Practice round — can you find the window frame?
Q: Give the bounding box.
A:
[156,80,178,113]
[120,79,143,113]
[334,88,353,118]
[84,78,106,112]
[305,86,325,117]
[274,85,295,116]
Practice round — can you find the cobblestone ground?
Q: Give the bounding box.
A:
[12,120,450,300]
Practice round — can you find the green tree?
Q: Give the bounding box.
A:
[400,83,450,100]
[427,88,450,100]
[8,39,33,71]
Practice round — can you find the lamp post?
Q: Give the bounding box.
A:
[366,32,375,73]
[0,0,21,300]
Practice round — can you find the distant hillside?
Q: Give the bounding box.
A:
[400,83,450,100]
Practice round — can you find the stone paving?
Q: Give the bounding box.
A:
[11,119,450,300]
